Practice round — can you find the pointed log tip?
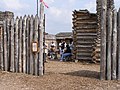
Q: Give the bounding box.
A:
[35,14,38,18]
[20,16,22,19]
[23,15,27,19]
[16,16,19,19]
[28,15,30,18]
[31,15,34,18]
[119,8,120,12]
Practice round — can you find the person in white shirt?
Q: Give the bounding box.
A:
[50,42,56,47]
[43,43,48,62]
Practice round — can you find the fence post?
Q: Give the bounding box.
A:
[6,19,11,71]
[100,0,107,80]
[106,9,112,80]
[22,15,27,73]
[39,3,44,75]
[10,18,15,72]
[112,9,117,80]
[34,15,39,76]
[0,25,3,70]
[26,16,30,74]
[0,26,2,69]
[3,19,7,71]
[14,17,19,72]
[118,8,120,80]
[18,17,22,73]
[30,15,34,75]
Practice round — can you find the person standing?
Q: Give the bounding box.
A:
[43,43,48,62]
[60,41,65,60]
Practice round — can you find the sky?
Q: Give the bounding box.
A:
[0,0,120,34]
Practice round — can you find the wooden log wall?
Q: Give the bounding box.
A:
[92,0,115,63]
[0,15,44,76]
[91,0,101,63]
[72,10,98,62]
[100,8,120,80]
[118,8,120,80]
[99,0,120,80]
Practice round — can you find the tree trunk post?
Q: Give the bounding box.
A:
[100,0,107,80]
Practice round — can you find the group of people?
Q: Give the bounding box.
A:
[43,42,57,62]
[59,41,73,61]
[43,40,73,62]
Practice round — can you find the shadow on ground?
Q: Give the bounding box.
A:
[61,70,100,79]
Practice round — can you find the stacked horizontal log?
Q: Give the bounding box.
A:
[91,0,101,62]
[72,10,98,62]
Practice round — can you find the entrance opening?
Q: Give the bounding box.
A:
[44,0,100,81]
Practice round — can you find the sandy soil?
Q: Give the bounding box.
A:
[0,60,120,90]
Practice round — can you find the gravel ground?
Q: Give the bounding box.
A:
[0,60,120,90]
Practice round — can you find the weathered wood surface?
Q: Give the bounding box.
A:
[0,26,3,70]
[106,9,112,80]
[22,16,27,73]
[14,17,19,72]
[0,15,44,76]
[100,0,107,80]
[26,16,30,74]
[34,15,39,76]
[3,19,7,71]
[30,15,34,75]
[6,19,10,71]
[118,8,120,80]
[10,18,15,72]
[18,17,22,73]
[112,9,117,80]
[72,10,98,62]
[97,0,118,80]
[39,3,44,75]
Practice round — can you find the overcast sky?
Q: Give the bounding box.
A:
[0,0,120,34]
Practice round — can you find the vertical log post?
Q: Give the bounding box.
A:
[26,16,30,74]
[100,0,107,80]
[118,8,120,80]
[3,19,7,71]
[39,3,44,75]
[14,17,19,73]
[10,18,15,72]
[106,9,112,80]
[112,9,117,80]
[18,17,22,73]
[0,26,3,70]
[22,15,27,73]
[0,26,2,69]
[34,15,39,76]
[6,19,10,71]
[30,15,34,75]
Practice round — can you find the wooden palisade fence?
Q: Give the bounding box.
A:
[0,14,44,76]
[100,0,120,80]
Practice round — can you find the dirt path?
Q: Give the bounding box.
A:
[0,60,120,90]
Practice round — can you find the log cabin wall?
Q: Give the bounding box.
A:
[72,10,98,62]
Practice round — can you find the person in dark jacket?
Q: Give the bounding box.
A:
[60,44,72,61]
